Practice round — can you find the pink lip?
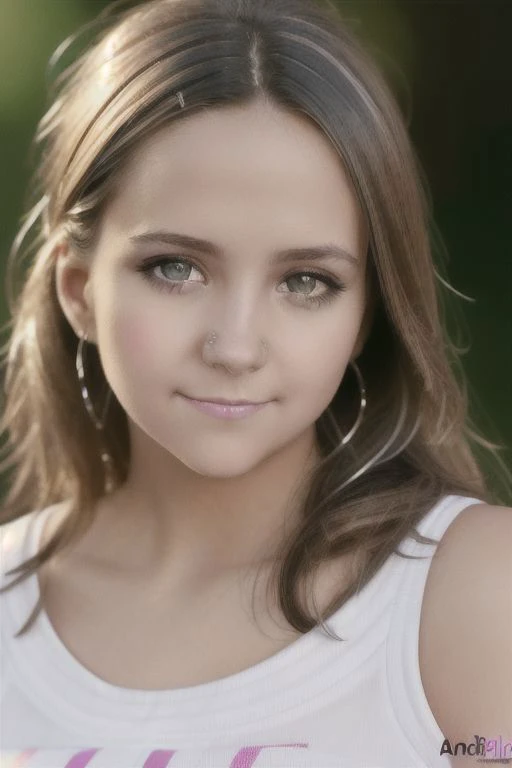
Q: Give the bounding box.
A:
[186,396,264,406]
[179,394,269,420]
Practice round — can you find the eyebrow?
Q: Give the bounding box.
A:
[128,231,359,267]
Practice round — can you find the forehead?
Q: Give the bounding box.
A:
[103,99,367,253]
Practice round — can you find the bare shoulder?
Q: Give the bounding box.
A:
[419,503,512,766]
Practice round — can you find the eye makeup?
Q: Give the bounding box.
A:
[135,255,347,310]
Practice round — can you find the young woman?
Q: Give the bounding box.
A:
[0,0,510,766]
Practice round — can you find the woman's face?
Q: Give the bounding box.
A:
[59,98,369,478]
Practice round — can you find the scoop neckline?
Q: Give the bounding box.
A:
[29,500,391,686]
[1,499,403,737]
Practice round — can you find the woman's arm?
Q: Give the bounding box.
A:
[419,503,512,767]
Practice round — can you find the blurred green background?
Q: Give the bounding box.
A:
[0,0,510,494]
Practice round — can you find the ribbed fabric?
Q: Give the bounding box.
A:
[0,494,482,767]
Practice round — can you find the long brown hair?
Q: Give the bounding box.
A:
[0,0,507,639]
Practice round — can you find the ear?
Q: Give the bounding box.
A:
[54,241,97,343]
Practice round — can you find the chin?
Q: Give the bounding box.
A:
[176,449,271,480]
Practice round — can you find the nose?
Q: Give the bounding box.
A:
[203,331,269,375]
[202,303,269,375]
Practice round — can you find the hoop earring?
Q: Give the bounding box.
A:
[323,360,366,448]
[340,360,367,446]
[76,331,115,492]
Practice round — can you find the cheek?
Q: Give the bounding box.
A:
[97,293,165,385]
[306,345,350,399]
[290,329,353,406]
[289,303,364,403]
[116,313,157,362]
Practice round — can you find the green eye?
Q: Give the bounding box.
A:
[136,256,346,308]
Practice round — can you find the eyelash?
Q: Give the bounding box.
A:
[135,256,346,308]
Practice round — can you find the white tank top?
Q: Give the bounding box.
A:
[0,493,482,767]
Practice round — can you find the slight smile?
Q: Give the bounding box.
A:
[178,394,271,420]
